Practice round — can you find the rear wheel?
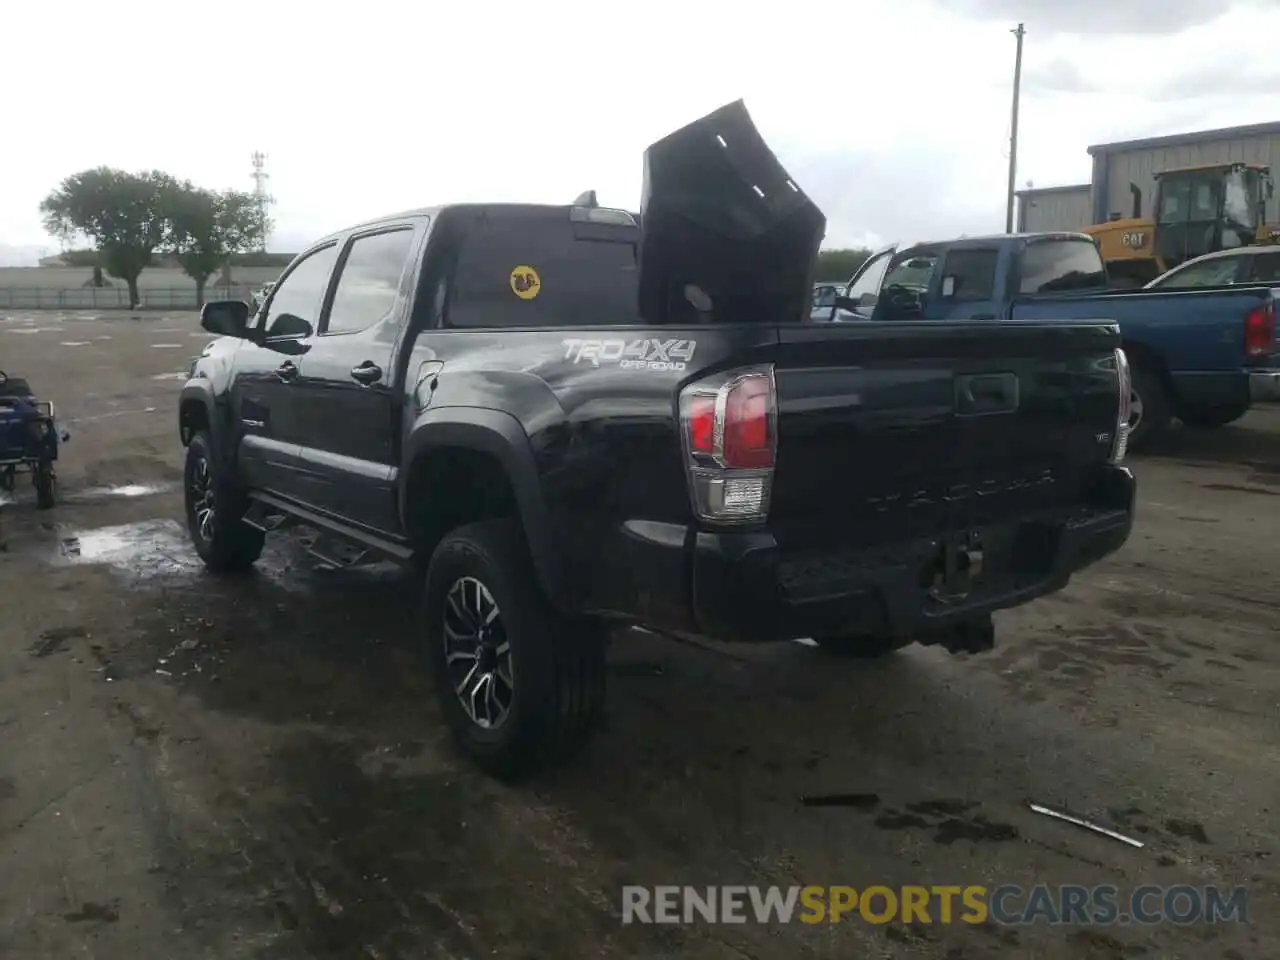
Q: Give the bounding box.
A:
[1178,403,1249,429]
[812,634,911,659]
[1126,361,1170,450]
[424,519,606,780]
[184,431,264,573]
[34,461,56,509]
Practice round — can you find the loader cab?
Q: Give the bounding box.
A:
[1153,163,1273,267]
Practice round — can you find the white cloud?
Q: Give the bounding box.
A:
[0,0,1277,260]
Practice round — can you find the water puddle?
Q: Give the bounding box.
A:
[61,341,91,347]
[151,372,188,381]
[56,519,200,578]
[6,329,42,335]
[151,343,183,348]
[63,482,177,503]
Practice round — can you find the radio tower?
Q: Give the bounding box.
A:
[250,151,275,252]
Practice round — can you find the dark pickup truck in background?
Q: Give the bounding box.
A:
[830,233,1280,447]
[180,101,1135,779]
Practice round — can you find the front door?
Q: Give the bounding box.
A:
[291,222,422,532]
[230,242,338,499]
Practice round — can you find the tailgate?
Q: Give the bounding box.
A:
[767,320,1122,552]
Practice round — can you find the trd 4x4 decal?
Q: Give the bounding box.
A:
[561,338,697,372]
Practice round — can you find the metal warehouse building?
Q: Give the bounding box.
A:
[1017,120,1280,232]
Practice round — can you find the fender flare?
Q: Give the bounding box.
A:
[178,382,220,449]
[401,407,570,613]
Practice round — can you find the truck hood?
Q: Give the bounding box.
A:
[637,99,826,325]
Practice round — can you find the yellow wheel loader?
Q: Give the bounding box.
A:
[1084,162,1277,287]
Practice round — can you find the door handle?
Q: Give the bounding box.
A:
[350,361,383,386]
[276,360,299,383]
[956,372,1019,415]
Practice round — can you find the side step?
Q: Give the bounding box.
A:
[242,500,298,533]
[246,491,414,568]
[307,534,370,569]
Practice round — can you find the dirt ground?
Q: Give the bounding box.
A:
[1,309,1277,960]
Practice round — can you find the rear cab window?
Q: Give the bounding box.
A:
[1018,238,1107,294]
[447,208,639,328]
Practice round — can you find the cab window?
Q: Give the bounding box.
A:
[1151,256,1242,289]
[259,244,338,337]
[1019,239,1107,294]
[1248,252,1280,283]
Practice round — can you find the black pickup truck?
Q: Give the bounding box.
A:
[180,101,1136,778]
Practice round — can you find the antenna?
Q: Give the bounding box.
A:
[250,151,276,252]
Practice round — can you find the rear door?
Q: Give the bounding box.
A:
[230,242,338,498]
[291,220,424,531]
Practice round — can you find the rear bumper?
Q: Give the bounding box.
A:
[1249,369,1280,403]
[687,466,1135,644]
[1168,368,1280,408]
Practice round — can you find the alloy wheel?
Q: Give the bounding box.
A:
[442,576,513,729]
[190,456,216,543]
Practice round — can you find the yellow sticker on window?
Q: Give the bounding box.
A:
[510,265,541,300]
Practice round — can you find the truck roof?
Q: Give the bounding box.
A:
[897,231,1095,256]
[309,203,640,248]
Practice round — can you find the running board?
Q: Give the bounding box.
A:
[242,499,298,533]
[247,491,414,564]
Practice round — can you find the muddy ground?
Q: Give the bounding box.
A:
[0,309,1277,960]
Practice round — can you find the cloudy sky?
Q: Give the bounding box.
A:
[2,0,1278,264]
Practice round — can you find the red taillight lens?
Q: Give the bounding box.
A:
[687,394,717,454]
[1245,301,1275,358]
[723,376,774,468]
[679,366,777,524]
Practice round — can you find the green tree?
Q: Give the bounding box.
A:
[40,167,175,309]
[166,185,267,306]
[815,247,873,282]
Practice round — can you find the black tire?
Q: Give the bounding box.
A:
[812,634,911,659]
[184,431,265,573]
[424,519,605,781]
[1126,360,1171,451]
[35,461,56,510]
[1178,403,1249,429]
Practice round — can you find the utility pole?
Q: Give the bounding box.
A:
[1005,22,1026,234]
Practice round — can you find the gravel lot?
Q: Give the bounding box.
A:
[1,310,1277,959]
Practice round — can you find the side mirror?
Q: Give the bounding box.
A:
[833,295,861,312]
[200,299,251,338]
[941,276,957,298]
[265,313,314,340]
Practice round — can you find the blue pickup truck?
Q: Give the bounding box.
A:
[828,232,1280,448]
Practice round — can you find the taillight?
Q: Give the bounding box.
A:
[1110,347,1131,464]
[1244,300,1276,358]
[679,365,777,523]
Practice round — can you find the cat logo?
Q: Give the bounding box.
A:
[1121,232,1146,248]
[509,265,541,300]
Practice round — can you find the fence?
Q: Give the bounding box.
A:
[0,284,257,311]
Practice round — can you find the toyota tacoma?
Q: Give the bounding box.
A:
[179,101,1136,778]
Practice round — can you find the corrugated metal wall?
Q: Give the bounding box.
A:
[1017,187,1093,232]
[1099,132,1280,223]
